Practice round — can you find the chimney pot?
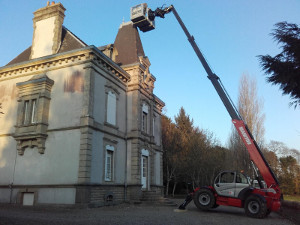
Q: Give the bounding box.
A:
[51,1,55,5]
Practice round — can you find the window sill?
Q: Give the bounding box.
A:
[141,131,152,137]
[104,180,114,183]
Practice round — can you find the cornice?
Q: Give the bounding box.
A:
[153,94,165,112]
[0,46,130,83]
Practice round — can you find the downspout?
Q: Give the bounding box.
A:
[124,88,128,202]
[10,146,18,204]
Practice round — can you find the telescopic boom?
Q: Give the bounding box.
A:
[131,4,280,191]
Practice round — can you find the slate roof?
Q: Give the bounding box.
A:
[6,46,32,66]
[6,26,87,66]
[113,22,145,66]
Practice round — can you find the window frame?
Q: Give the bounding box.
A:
[141,149,150,189]
[22,98,38,125]
[220,172,235,183]
[104,145,115,182]
[152,115,156,136]
[104,86,119,128]
[141,103,149,133]
[106,90,117,126]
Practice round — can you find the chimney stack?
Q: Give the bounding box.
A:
[30,2,66,59]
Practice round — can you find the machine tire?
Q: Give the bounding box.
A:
[193,188,216,210]
[244,195,267,218]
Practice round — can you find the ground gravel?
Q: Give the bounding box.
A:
[0,199,296,225]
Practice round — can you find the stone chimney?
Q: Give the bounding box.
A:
[30,2,66,59]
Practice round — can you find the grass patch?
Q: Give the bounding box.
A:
[283,195,300,202]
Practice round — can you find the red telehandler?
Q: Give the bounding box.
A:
[130,4,281,218]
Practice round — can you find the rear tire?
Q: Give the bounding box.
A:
[193,188,216,210]
[244,195,267,218]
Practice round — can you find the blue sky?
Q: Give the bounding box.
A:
[1,0,299,150]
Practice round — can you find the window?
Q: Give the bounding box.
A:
[142,112,147,132]
[14,74,54,155]
[236,173,248,184]
[152,116,155,136]
[220,172,235,183]
[105,145,114,181]
[142,103,149,133]
[23,101,29,124]
[106,90,117,126]
[142,72,147,82]
[142,156,148,177]
[23,99,37,125]
[31,99,37,123]
[141,149,149,189]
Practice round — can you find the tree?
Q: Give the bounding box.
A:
[264,141,300,194]
[263,150,279,176]
[278,156,299,194]
[228,74,265,173]
[238,74,266,146]
[173,107,195,194]
[267,140,289,155]
[161,115,182,196]
[162,107,230,195]
[258,22,300,108]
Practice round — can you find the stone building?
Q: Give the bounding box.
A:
[0,2,164,206]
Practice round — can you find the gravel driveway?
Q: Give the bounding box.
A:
[0,199,295,225]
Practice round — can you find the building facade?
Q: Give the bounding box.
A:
[0,2,164,206]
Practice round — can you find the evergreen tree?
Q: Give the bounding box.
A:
[258,22,300,108]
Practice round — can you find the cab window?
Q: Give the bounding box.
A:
[220,172,234,183]
[236,173,248,184]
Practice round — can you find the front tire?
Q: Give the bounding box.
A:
[193,188,216,210]
[244,195,267,218]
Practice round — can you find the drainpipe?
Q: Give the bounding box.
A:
[124,90,128,202]
[10,145,18,204]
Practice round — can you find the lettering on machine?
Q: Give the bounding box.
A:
[238,127,252,145]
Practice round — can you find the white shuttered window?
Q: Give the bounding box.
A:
[107,91,116,125]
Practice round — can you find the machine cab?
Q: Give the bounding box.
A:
[214,171,250,198]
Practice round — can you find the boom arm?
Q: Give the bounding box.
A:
[149,5,280,190]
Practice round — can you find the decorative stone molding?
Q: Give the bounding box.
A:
[13,74,54,155]
[153,94,165,113]
[0,48,130,84]
[16,136,47,155]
